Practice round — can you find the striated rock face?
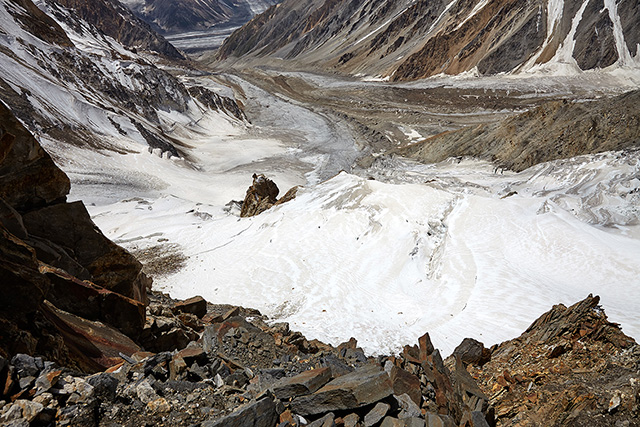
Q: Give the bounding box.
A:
[0,103,149,369]
[218,0,640,80]
[467,295,639,426]
[22,201,149,303]
[397,89,640,172]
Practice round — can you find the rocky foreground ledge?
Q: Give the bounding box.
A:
[1,291,638,427]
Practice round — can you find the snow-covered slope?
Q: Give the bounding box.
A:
[79,141,640,356]
[0,0,244,159]
[62,72,640,357]
[218,0,640,80]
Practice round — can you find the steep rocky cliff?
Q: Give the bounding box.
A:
[218,0,640,79]
[0,102,148,372]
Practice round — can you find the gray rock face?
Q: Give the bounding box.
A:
[203,396,277,427]
[272,367,332,400]
[291,364,393,415]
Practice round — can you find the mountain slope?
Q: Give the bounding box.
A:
[395,89,640,171]
[218,0,640,79]
[0,0,245,161]
[50,0,185,60]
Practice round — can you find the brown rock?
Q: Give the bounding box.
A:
[274,186,299,206]
[240,174,279,217]
[40,301,141,373]
[173,296,207,318]
[175,346,207,366]
[390,366,421,406]
[22,201,149,304]
[452,338,491,367]
[40,264,145,338]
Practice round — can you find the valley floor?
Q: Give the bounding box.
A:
[54,68,640,356]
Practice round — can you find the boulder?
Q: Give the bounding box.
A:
[203,395,277,427]
[451,338,490,367]
[173,296,207,318]
[364,402,390,426]
[240,174,279,217]
[271,367,332,400]
[390,366,421,406]
[291,364,393,415]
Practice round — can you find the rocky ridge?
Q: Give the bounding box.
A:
[465,295,640,426]
[394,89,640,172]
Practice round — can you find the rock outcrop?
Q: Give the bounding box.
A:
[466,295,639,426]
[0,103,149,370]
[240,174,299,217]
[0,289,495,427]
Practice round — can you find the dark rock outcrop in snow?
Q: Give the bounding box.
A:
[239,174,299,217]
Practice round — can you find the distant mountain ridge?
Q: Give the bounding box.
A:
[218,0,640,80]
[118,0,280,35]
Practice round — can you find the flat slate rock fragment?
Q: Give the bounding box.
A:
[291,364,393,415]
